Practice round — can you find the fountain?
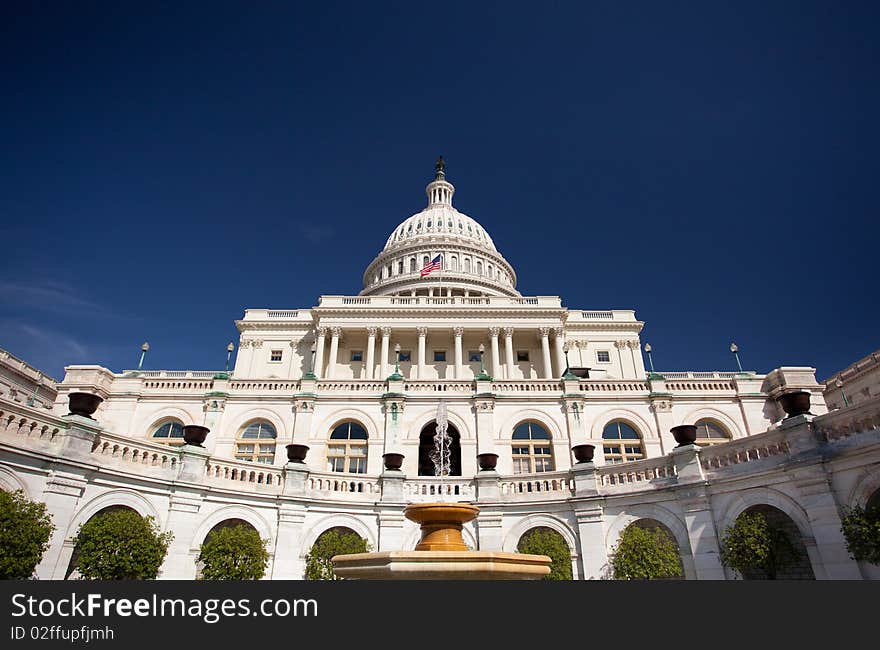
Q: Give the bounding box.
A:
[332,402,552,579]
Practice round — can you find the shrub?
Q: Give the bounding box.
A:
[610,524,683,580]
[720,511,799,580]
[517,527,572,580]
[198,524,269,580]
[73,509,172,580]
[0,490,55,579]
[304,528,369,580]
[840,505,880,565]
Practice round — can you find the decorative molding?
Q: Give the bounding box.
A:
[380,327,392,338]
[489,326,500,337]
[252,339,264,349]
[552,326,564,339]
[416,326,428,337]
[503,327,514,338]
[649,399,673,413]
[538,327,551,339]
[453,326,464,337]
[366,326,377,337]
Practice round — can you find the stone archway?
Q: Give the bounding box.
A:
[64,505,139,580]
[418,420,461,476]
[735,505,815,580]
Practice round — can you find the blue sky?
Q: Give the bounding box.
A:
[1,1,877,381]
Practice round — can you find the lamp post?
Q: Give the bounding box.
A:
[730,342,743,372]
[137,342,149,370]
[225,342,235,372]
[644,343,655,373]
[303,340,317,380]
[476,343,492,380]
[394,343,401,375]
[835,378,850,407]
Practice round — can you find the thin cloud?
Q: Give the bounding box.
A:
[14,322,89,358]
[0,280,129,319]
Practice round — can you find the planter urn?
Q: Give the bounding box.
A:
[477,453,499,471]
[286,443,310,463]
[67,392,103,418]
[571,444,596,463]
[778,391,812,418]
[383,452,405,471]
[182,424,210,447]
[670,424,698,447]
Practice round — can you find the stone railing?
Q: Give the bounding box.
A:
[241,309,312,321]
[229,380,300,392]
[317,295,563,309]
[91,431,181,473]
[306,471,382,499]
[0,400,65,443]
[663,379,736,393]
[492,380,561,393]
[499,471,573,499]
[566,310,637,322]
[596,456,677,489]
[578,380,650,393]
[699,428,790,472]
[205,459,283,489]
[142,379,215,392]
[404,476,474,502]
[654,371,740,380]
[124,370,227,379]
[813,397,880,443]
[404,380,473,394]
[314,381,386,393]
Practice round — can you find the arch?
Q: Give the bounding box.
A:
[503,514,578,557]
[64,489,163,541]
[498,410,564,443]
[603,505,695,579]
[600,419,645,463]
[729,504,816,580]
[510,420,555,473]
[226,409,289,442]
[679,407,743,439]
[190,505,273,551]
[418,420,461,476]
[312,408,380,443]
[0,466,30,497]
[716,487,815,542]
[590,409,655,440]
[327,420,369,473]
[137,406,197,441]
[300,515,377,556]
[847,467,880,509]
[407,408,474,442]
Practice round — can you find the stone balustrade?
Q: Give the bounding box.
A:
[813,397,880,442]
[404,380,474,394]
[205,458,283,489]
[0,400,64,444]
[699,427,790,472]
[92,430,181,473]
[499,471,573,499]
[596,455,677,490]
[305,470,381,498]
[404,476,474,501]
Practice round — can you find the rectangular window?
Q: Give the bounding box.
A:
[468,351,481,363]
[434,350,446,362]
[399,350,412,362]
[351,351,363,362]
[516,351,530,362]
[596,350,611,363]
[270,350,282,362]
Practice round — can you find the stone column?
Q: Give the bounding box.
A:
[313,327,326,378]
[379,327,391,379]
[553,327,566,378]
[365,326,376,380]
[614,340,627,378]
[291,397,315,443]
[574,506,607,580]
[270,504,307,579]
[489,327,501,379]
[539,327,553,380]
[454,326,464,379]
[37,471,88,579]
[417,326,428,379]
[627,340,641,377]
[676,486,726,580]
[326,327,341,379]
[160,491,204,579]
[503,327,515,380]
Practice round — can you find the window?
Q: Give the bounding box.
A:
[351,351,363,362]
[694,419,730,446]
[468,350,481,363]
[602,421,644,464]
[270,350,283,362]
[511,421,554,473]
[397,260,403,274]
[451,256,459,271]
[596,350,611,363]
[434,350,446,362]
[151,420,184,446]
[236,421,277,464]
[398,350,412,362]
[476,261,483,275]
[327,421,368,473]
[386,264,392,277]
[410,258,417,272]
[517,351,530,362]
[464,258,471,273]
[423,256,429,267]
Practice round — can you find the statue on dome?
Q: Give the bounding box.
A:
[434,156,445,180]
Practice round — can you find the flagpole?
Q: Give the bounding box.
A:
[438,253,443,299]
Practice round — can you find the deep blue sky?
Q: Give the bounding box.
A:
[1,1,877,381]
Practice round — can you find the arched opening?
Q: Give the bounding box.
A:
[694,419,731,446]
[602,420,644,463]
[327,421,368,473]
[612,518,684,580]
[196,518,261,579]
[729,505,815,580]
[511,421,554,473]
[150,419,184,446]
[516,527,572,580]
[418,421,461,476]
[305,526,369,580]
[65,505,138,579]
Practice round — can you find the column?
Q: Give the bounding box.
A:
[627,340,640,377]
[503,327,515,380]
[553,327,566,377]
[489,327,501,379]
[453,326,464,379]
[379,327,391,378]
[614,340,627,378]
[271,504,307,578]
[417,326,427,379]
[539,327,553,380]
[676,487,726,580]
[313,327,326,378]
[574,506,608,580]
[327,327,341,378]
[365,326,376,380]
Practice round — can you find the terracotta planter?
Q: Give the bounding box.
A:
[67,392,103,418]
[286,443,310,463]
[383,452,404,471]
[182,424,210,447]
[670,424,697,447]
[571,444,595,463]
[778,391,812,418]
[477,453,499,471]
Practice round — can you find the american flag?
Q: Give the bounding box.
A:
[420,254,442,277]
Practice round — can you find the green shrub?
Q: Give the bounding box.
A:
[610,524,683,580]
[73,509,172,580]
[0,490,55,579]
[198,524,269,580]
[304,528,369,580]
[840,505,880,565]
[720,511,799,580]
[517,527,572,580]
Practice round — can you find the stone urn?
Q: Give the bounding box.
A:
[778,391,812,418]
[286,443,310,463]
[67,392,103,418]
[383,452,404,471]
[477,453,499,471]
[404,502,480,552]
[670,424,697,447]
[571,444,595,463]
[182,424,210,447]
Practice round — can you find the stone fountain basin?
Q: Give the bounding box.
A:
[331,550,551,580]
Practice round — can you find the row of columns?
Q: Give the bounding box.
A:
[312,326,570,380]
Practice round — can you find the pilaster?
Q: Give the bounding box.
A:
[573,506,607,579]
[675,485,726,579]
[271,503,307,579]
[37,470,88,579]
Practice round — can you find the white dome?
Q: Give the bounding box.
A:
[383,205,498,254]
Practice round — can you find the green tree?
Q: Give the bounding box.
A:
[0,490,55,579]
[198,524,269,580]
[720,511,800,580]
[610,524,683,580]
[305,528,369,580]
[73,509,172,580]
[840,505,880,565]
[517,527,572,580]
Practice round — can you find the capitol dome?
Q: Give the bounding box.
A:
[361,158,520,297]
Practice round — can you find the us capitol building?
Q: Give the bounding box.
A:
[1,160,879,580]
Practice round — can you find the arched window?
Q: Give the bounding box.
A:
[602,421,644,464]
[423,255,429,268]
[476,261,483,276]
[151,420,184,446]
[236,421,277,464]
[511,421,554,473]
[397,259,404,274]
[451,256,458,271]
[410,258,417,272]
[328,421,368,473]
[464,258,471,274]
[694,419,731,446]
[418,421,461,476]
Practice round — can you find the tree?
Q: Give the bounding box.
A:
[610,524,683,580]
[517,527,572,580]
[198,524,269,580]
[840,505,880,565]
[73,509,173,580]
[0,490,55,579]
[720,511,800,580]
[305,528,369,580]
